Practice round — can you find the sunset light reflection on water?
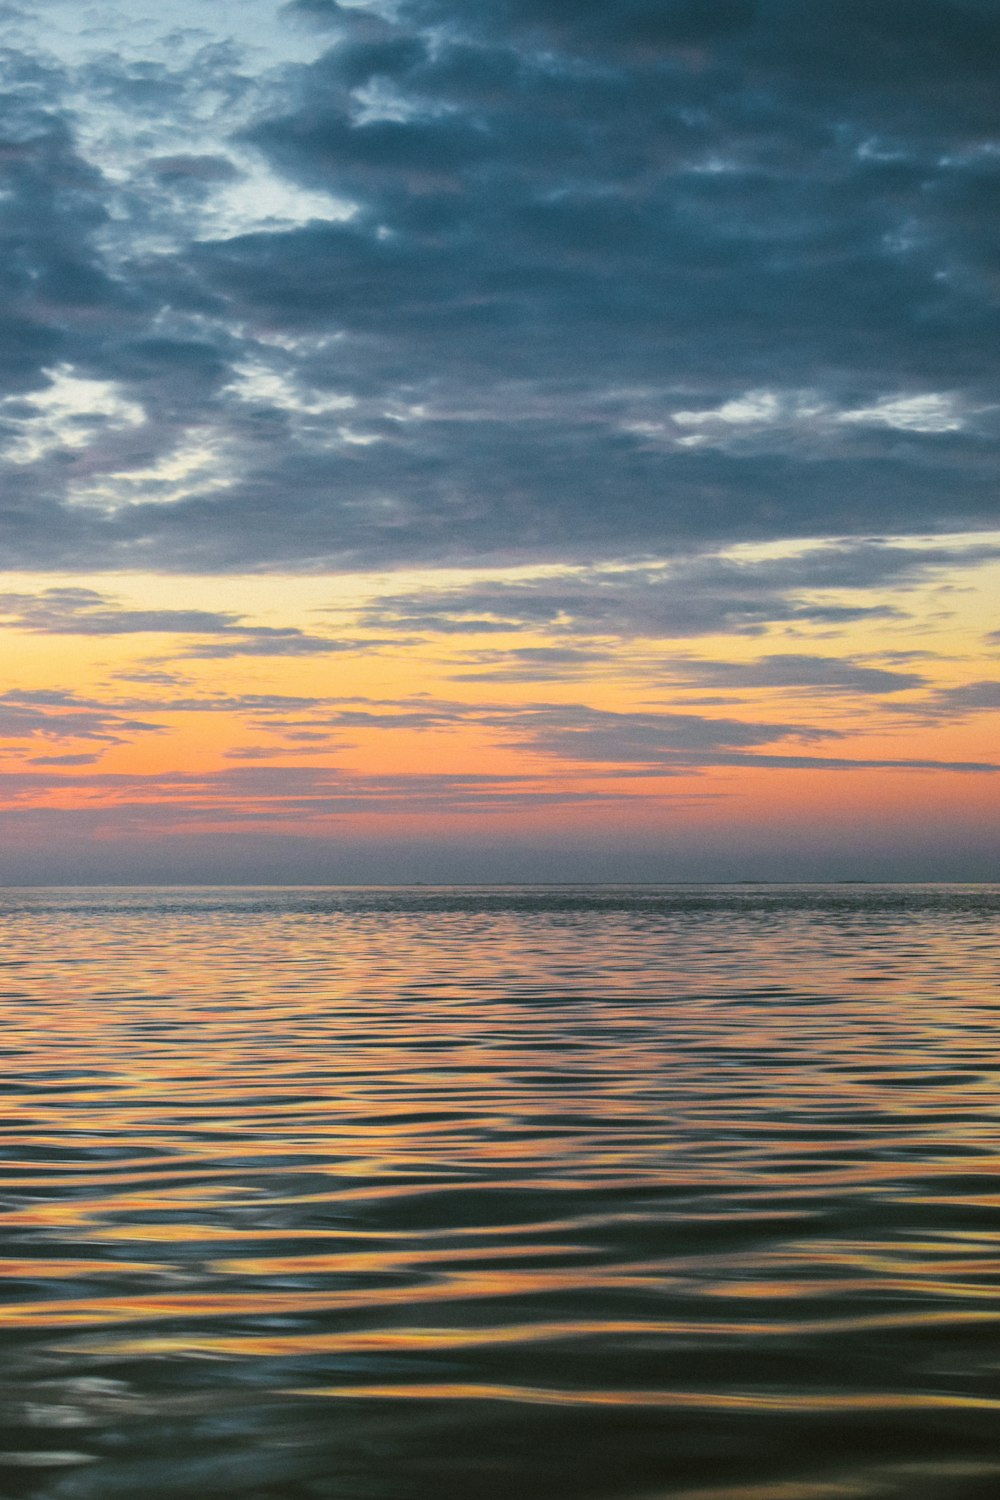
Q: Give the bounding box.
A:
[2,884,1000,1500]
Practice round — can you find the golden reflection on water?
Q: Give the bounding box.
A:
[2,884,1000,1500]
[289,1382,1000,1413]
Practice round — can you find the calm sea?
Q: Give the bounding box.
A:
[2,884,1000,1500]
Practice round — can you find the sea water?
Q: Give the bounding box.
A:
[2,883,999,1499]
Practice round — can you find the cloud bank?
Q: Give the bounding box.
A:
[0,0,997,571]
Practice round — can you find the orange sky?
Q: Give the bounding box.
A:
[0,543,996,881]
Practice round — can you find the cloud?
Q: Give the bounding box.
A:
[0,587,239,634]
[177,628,369,657]
[362,541,994,641]
[447,644,929,691]
[677,654,928,695]
[0,586,366,655]
[497,701,998,773]
[0,762,668,824]
[28,751,103,765]
[502,703,822,762]
[0,2,995,572]
[904,679,1000,719]
[0,3,993,878]
[447,644,612,682]
[0,690,162,744]
[0,364,145,464]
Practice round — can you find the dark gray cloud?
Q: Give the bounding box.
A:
[938,680,1000,711]
[28,751,103,765]
[0,2,996,571]
[178,628,369,658]
[677,654,927,694]
[684,751,998,772]
[0,690,162,744]
[902,678,1000,720]
[362,542,991,641]
[0,586,366,655]
[0,587,240,634]
[237,691,992,773]
[449,646,928,691]
[504,703,825,762]
[448,644,612,682]
[496,701,998,772]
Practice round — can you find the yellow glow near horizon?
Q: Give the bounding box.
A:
[0,536,995,873]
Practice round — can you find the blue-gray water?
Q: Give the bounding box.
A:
[2,883,1000,1500]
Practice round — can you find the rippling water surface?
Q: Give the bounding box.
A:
[2,883,1000,1500]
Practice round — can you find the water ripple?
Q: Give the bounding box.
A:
[2,884,999,1499]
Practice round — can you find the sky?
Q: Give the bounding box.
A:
[0,0,997,883]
